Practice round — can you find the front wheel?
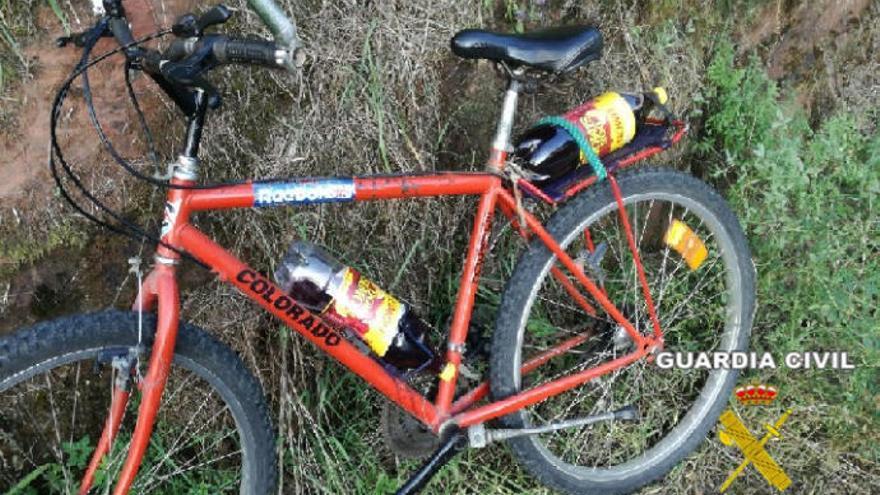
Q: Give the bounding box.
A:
[491,167,755,494]
[0,310,277,494]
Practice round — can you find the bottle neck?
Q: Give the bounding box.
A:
[619,92,646,112]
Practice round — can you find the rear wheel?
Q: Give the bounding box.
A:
[491,168,755,494]
[0,310,277,494]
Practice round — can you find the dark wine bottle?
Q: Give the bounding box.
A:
[514,88,667,183]
[275,241,436,371]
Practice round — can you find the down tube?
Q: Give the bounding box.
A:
[176,225,441,428]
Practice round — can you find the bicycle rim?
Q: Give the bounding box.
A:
[507,183,748,479]
[0,346,251,493]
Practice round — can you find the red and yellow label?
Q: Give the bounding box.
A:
[664,220,709,271]
[564,92,636,159]
[328,268,404,357]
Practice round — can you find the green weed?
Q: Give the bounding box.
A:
[698,39,880,463]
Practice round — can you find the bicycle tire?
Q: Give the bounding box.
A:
[490,167,755,494]
[0,310,277,494]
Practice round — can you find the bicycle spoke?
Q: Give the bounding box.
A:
[44,373,74,493]
[142,449,242,493]
[509,188,742,470]
[0,350,247,494]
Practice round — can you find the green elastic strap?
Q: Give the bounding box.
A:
[537,116,607,181]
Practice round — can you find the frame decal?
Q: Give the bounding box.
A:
[253,178,355,206]
[236,268,341,346]
[160,199,182,239]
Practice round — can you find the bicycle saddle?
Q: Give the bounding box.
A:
[450,26,602,74]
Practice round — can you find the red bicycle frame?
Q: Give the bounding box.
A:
[76,69,681,494]
[82,169,662,494]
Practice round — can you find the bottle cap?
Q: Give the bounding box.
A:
[652,87,668,105]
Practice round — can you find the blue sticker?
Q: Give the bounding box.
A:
[253,179,355,207]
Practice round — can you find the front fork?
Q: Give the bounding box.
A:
[79,263,180,495]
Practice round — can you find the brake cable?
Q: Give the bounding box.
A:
[50,20,208,267]
[123,56,160,168]
[76,27,253,190]
[53,13,296,266]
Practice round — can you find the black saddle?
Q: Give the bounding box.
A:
[450,26,603,74]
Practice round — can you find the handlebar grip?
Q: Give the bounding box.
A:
[213,38,285,68]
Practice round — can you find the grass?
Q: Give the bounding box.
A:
[0,216,89,278]
[1,0,878,494]
[697,40,880,469]
[0,0,34,125]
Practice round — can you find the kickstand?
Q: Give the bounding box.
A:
[395,427,468,495]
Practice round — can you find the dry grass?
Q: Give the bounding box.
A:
[0,0,878,493]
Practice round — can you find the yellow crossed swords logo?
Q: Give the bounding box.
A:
[717,408,793,492]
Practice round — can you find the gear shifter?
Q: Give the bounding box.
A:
[172,4,232,38]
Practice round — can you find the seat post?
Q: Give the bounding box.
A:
[487,74,522,170]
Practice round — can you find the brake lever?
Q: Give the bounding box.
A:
[158,38,223,109]
[56,24,112,48]
[197,4,233,32]
[172,4,232,38]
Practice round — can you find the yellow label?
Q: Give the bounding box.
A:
[575,92,637,158]
[333,268,404,357]
[438,363,456,382]
[652,86,668,105]
[664,220,708,271]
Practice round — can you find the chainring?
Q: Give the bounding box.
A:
[380,399,440,459]
[380,312,497,458]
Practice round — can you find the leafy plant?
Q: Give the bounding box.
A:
[697,39,880,460]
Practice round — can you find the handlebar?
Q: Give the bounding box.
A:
[96,2,296,113]
[137,35,290,109]
[157,36,290,68]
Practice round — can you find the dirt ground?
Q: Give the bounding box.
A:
[0,0,185,200]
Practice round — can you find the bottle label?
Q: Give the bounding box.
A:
[327,268,404,357]
[563,92,636,158]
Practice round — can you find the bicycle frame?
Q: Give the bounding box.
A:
[76,6,665,490]
[86,169,660,494]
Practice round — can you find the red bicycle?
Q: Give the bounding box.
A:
[0,2,755,494]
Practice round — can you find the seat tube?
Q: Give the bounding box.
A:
[435,183,499,414]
